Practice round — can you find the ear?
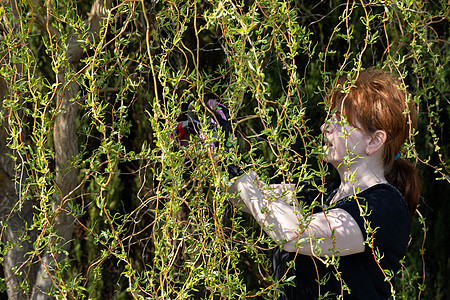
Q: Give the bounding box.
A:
[366,130,387,155]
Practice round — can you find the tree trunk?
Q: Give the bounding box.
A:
[30,78,80,300]
[0,0,111,299]
[0,76,38,300]
[30,1,111,298]
[0,0,39,296]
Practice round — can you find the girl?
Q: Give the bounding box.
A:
[228,68,421,299]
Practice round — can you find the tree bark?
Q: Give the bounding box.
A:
[0,77,38,300]
[0,1,39,297]
[30,79,80,300]
[0,0,111,299]
[31,1,111,298]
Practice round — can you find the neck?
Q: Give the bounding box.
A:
[333,158,387,201]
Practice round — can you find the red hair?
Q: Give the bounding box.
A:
[328,68,421,217]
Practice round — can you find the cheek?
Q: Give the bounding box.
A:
[347,131,367,153]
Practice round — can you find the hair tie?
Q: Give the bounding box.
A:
[394,153,400,161]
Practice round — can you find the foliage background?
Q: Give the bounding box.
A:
[0,0,448,299]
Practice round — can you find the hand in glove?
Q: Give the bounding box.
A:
[205,99,244,179]
[173,100,244,179]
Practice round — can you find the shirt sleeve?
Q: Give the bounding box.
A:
[334,184,411,257]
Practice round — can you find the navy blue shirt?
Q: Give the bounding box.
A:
[273,181,411,299]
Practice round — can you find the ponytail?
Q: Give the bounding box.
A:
[386,158,421,218]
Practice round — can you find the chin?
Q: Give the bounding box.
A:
[323,155,337,165]
[323,154,341,167]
